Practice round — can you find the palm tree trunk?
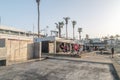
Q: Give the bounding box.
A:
[59,26,61,38]
[79,32,81,41]
[73,26,74,40]
[66,23,68,39]
[37,2,40,37]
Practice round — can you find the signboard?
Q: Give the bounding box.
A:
[34,36,55,42]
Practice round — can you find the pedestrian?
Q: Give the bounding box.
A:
[111,47,114,58]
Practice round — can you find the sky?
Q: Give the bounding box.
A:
[0,0,120,39]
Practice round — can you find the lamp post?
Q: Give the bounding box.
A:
[63,17,70,39]
[78,28,82,41]
[36,0,40,37]
[72,20,77,40]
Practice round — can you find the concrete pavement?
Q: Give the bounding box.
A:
[111,53,120,79]
[0,52,119,80]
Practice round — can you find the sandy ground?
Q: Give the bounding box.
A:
[0,53,119,80]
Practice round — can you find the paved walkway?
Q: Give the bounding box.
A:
[111,53,120,79]
[80,52,112,63]
[45,51,112,63]
[46,51,120,79]
[0,60,118,80]
[82,52,120,79]
[114,54,120,64]
[0,52,119,80]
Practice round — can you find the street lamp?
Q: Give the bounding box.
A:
[72,20,77,40]
[78,28,82,41]
[36,0,40,37]
[63,17,70,39]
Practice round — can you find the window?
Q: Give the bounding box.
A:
[0,39,5,47]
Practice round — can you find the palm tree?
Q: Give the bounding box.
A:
[59,22,64,38]
[36,0,40,37]
[110,35,114,40]
[63,17,70,39]
[78,28,82,40]
[110,35,114,47]
[55,23,59,37]
[55,22,64,38]
[115,34,119,46]
[36,0,41,59]
[115,34,119,40]
[102,36,108,48]
[104,36,108,39]
[72,20,77,40]
[85,34,89,43]
[86,34,89,39]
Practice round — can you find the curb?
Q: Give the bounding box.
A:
[7,57,46,66]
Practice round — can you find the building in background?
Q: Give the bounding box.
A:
[0,25,40,39]
[0,25,42,66]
